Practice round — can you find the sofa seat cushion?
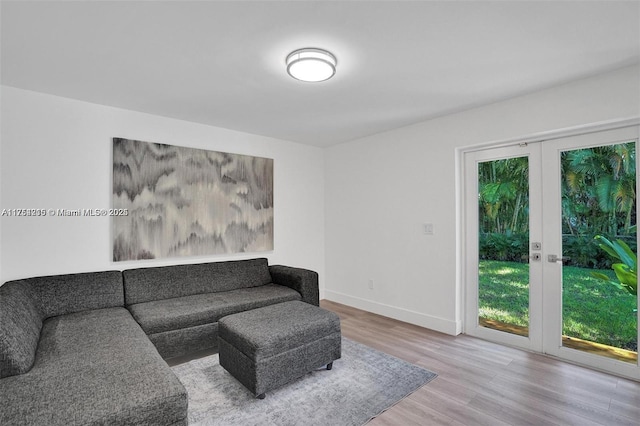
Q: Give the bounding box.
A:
[129,284,301,335]
[0,307,187,426]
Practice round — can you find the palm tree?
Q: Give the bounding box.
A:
[561,142,636,236]
[478,157,529,234]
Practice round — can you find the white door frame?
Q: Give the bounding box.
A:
[458,117,640,379]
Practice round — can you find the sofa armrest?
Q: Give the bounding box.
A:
[269,265,319,306]
[0,280,43,378]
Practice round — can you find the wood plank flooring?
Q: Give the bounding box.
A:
[320,300,640,426]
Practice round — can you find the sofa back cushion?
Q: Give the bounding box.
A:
[0,281,43,378]
[123,258,272,305]
[24,271,124,319]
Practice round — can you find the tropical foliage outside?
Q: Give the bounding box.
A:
[591,235,638,297]
[478,142,638,351]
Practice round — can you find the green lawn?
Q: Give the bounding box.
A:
[479,260,638,351]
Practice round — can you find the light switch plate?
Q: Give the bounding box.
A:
[423,223,434,235]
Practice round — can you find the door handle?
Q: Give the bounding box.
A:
[547,254,570,263]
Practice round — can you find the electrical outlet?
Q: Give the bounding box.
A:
[368,279,374,290]
[423,223,434,235]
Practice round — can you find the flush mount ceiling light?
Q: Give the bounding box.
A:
[286,48,337,82]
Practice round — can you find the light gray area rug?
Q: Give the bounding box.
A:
[171,337,437,426]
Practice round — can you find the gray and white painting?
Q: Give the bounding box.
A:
[112,138,273,261]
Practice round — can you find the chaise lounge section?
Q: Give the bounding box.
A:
[0,271,188,426]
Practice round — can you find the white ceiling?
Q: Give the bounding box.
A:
[2,1,639,147]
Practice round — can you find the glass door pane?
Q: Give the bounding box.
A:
[560,141,638,364]
[478,157,530,337]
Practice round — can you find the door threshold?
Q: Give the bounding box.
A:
[480,316,637,364]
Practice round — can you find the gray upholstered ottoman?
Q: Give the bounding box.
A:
[218,300,341,399]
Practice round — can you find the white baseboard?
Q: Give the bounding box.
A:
[323,290,461,336]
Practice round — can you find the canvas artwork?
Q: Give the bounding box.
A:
[112,138,273,261]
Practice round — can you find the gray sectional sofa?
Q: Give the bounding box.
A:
[0,258,319,426]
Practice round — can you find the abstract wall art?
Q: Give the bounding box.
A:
[112,138,273,261]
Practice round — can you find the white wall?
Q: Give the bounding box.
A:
[324,65,640,335]
[0,87,325,294]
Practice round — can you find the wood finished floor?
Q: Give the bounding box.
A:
[320,300,640,426]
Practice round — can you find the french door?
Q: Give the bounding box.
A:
[464,143,544,352]
[464,125,640,379]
